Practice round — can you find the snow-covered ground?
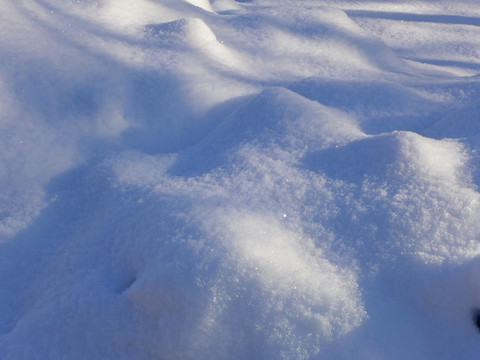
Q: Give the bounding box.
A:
[2,0,480,359]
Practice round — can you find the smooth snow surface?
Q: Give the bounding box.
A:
[2,0,480,359]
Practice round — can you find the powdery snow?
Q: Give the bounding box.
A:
[1,0,480,359]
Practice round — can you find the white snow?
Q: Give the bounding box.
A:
[2,0,480,359]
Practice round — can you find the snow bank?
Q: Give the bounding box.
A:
[2,0,480,359]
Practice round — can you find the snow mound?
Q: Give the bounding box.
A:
[145,17,242,68]
[3,0,480,359]
[170,87,364,175]
[303,131,480,263]
[304,131,469,186]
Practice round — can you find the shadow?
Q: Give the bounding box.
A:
[166,92,262,177]
[19,0,217,48]
[301,133,401,185]
[315,254,480,359]
[345,10,480,27]
[12,0,151,49]
[233,8,411,74]
[0,160,173,334]
[288,78,444,135]
[121,90,253,154]
[4,1,259,156]
[404,57,480,71]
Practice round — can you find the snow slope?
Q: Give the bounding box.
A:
[2,0,480,359]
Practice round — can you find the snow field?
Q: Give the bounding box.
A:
[2,0,480,359]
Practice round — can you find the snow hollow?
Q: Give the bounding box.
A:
[2,0,480,359]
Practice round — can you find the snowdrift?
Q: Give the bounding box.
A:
[2,0,480,359]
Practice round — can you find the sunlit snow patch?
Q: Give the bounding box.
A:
[184,0,215,13]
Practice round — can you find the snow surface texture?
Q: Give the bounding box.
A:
[2,0,480,359]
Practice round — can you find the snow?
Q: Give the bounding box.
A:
[2,0,480,359]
